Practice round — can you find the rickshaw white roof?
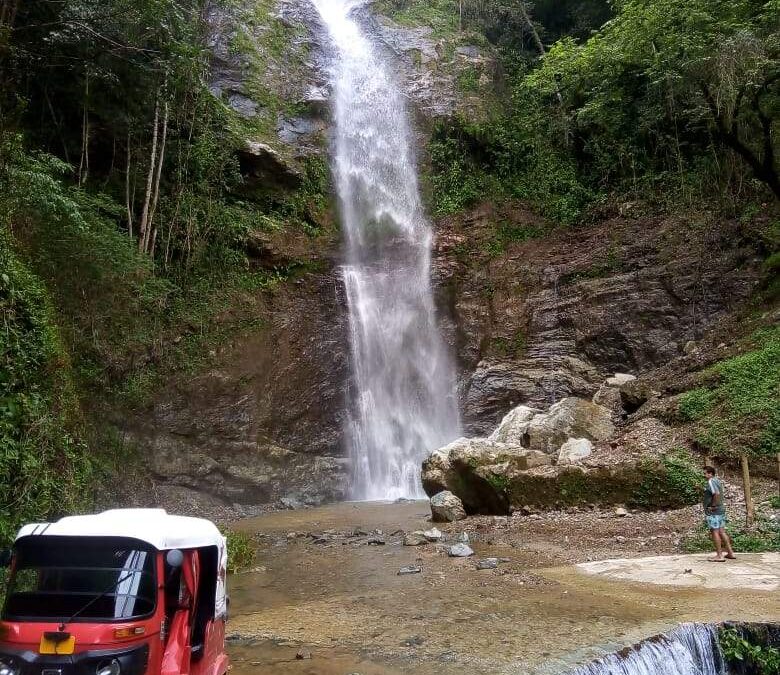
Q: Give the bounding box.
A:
[15,509,226,551]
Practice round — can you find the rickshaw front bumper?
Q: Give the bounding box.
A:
[0,643,148,675]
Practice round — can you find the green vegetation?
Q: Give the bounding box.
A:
[491,331,527,358]
[0,0,331,541]
[425,0,779,221]
[225,529,257,573]
[374,0,460,38]
[485,472,509,493]
[679,328,780,459]
[486,220,545,257]
[720,626,780,674]
[678,388,716,422]
[682,517,780,554]
[0,230,95,543]
[633,450,703,509]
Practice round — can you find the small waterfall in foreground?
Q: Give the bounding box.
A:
[571,624,725,675]
[311,0,461,500]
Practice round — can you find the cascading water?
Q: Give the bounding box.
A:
[570,624,726,675]
[311,0,461,500]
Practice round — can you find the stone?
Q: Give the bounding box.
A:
[447,543,474,557]
[606,373,636,387]
[476,558,499,570]
[398,565,422,575]
[423,527,442,542]
[276,116,326,144]
[488,405,540,444]
[403,531,429,546]
[524,398,614,454]
[280,497,304,510]
[367,536,386,545]
[592,383,623,414]
[684,340,698,355]
[422,437,552,515]
[557,438,594,465]
[430,491,467,522]
[615,507,628,517]
[295,649,312,660]
[456,532,470,543]
[238,141,302,191]
[619,380,654,414]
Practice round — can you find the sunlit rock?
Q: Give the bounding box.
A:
[558,438,594,465]
[430,491,467,522]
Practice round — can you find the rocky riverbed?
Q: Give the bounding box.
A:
[224,500,780,674]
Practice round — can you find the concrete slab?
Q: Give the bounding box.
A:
[577,552,780,591]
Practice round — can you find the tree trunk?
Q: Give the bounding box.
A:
[700,81,780,200]
[125,130,133,238]
[78,74,90,186]
[138,96,160,253]
[740,453,755,528]
[145,100,168,255]
[517,4,564,110]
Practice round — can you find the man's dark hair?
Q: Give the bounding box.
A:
[703,465,717,476]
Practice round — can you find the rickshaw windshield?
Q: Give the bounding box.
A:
[2,537,157,621]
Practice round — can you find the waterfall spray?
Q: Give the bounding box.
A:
[311,0,461,500]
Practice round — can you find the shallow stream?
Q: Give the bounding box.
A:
[225,502,778,674]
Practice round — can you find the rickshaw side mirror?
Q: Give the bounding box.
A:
[166,549,184,568]
[0,549,12,567]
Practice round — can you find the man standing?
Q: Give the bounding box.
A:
[703,465,736,562]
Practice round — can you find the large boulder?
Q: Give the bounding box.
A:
[430,490,467,522]
[484,397,614,455]
[422,437,551,515]
[525,398,614,453]
[420,393,705,516]
[488,405,540,444]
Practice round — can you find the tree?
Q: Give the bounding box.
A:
[519,0,780,198]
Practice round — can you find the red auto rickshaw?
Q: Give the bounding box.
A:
[0,509,230,675]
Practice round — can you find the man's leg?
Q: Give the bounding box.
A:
[720,528,736,559]
[709,525,724,560]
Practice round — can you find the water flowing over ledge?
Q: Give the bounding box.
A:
[311,0,461,500]
[569,623,725,675]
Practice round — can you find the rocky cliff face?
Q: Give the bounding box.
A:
[120,0,767,516]
[119,228,351,512]
[433,202,765,436]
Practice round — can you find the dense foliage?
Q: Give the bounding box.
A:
[0,0,327,539]
[428,0,780,220]
[0,129,101,542]
[720,626,780,674]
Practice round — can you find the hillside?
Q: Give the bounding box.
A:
[0,0,778,538]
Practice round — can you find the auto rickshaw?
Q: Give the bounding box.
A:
[0,509,230,675]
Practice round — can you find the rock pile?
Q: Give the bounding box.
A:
[424,376,699,516]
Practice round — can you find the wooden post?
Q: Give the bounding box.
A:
[740,453,755,528]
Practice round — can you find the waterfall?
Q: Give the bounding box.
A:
[311,0,461,500]
[570,624,726,675]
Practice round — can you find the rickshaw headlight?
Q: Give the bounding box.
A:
[0,659,20,675]
[95,658,121,675]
